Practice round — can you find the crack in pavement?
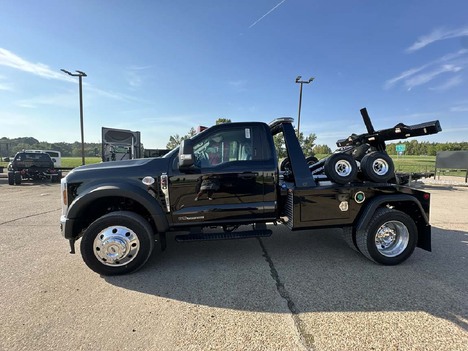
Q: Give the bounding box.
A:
[257,237,315,351]
[0,209,61,226]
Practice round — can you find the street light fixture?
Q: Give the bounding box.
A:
[295,75,314,136]
[61,69,87,166]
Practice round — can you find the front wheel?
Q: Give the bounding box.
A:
[356,208,417,265]
[80,211,155,275]
[8,172,14,185]
[14,172,22,185]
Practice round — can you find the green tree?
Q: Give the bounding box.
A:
[166,134,184,149]
[216,118,231,125]
[273,133,287,159]
[302,133,317,156]
[313,144,332,155]
[166,119,232,149]
[273,130,316,159]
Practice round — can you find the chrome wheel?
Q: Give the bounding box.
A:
[93,225,140,266]
[356,208,417,265]
[335,160,353,177]
[374,220,409,257]
[324,153,357,184]
[361,152,395,183]
[372,158,390,176]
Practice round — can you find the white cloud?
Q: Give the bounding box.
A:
[407,26,468,52]
[125,65,152,88]
[0,82,13,91]
[0,48,69,81]
[429,75,463,91]
[0,74,14,91]
[385,49,468,90]
[15,92,77,109]
[450,105,468,112]
[404,64,462,90]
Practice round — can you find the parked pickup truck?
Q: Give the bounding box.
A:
[60,109,441,275]
[8,151,62,185]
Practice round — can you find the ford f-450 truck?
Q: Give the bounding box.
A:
[60,109,441,275]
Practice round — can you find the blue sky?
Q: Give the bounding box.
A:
[1,0,467,149]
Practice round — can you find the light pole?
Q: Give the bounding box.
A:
[61,69,87,165]
[295,76,314,136]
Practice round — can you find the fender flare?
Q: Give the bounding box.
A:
[68,182,169,234]
[355,194,431,251]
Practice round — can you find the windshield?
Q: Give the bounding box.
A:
[162,147,179,158]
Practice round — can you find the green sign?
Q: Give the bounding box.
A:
[396,144,406,153]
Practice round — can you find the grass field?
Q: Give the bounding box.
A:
[60,157,101,168]
[1,155,466,178]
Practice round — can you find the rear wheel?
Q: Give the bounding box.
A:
[80,211,155,275]
[361,152,394,183]
[342,226,359,252]
[324,153,357,184]
[356,208,417,265]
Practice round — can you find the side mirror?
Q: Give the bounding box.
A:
[179,139,194,168]
[52,158,57,162]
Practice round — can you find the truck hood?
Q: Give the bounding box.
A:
[65,158,171,183]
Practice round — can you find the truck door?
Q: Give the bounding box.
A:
[168,125,276,226]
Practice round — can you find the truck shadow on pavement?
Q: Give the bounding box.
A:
[105,226,467,331]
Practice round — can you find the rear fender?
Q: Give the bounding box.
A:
[355,194,431,251]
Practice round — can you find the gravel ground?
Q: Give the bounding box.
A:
[0,177,467,351]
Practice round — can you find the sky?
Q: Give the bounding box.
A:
[1,0,467,150]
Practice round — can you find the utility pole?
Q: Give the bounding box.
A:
[61,69,87,165]
[295,76,314,136]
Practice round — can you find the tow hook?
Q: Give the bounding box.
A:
[69,238,76,254]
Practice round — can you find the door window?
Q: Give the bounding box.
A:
[193,127,257,168]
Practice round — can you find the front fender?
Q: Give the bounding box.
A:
[68,182,169,233]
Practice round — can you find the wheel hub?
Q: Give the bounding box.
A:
[93,226,140,266]
[375,220,409,257]
[335,160,352,177]
[372,159,389,176]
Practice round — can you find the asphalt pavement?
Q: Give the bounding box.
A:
[0,177,467,351]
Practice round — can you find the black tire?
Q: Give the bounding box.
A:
[14,172,22,185]
[306,156,319,166]
[280,158,291,172]
[356,208,417,265]
[360,152,395,183]
[8,172,14,185]
[324,153,358,184]
[342,226,359,252]
[51,175,58,183]
[80,211,155,276]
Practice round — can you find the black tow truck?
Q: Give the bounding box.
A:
[8,151,62,185]
[60,109,441,275]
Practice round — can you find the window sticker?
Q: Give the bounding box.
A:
[245,128,251,139]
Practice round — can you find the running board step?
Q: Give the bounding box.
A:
[175,230,272,242]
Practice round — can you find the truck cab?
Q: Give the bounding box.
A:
[167,121,278,227]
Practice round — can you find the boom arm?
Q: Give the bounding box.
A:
[336,108,442,149]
